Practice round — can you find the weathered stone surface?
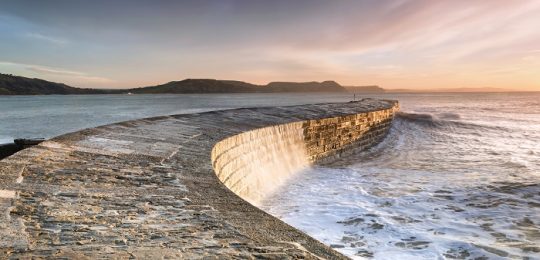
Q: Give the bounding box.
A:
[212,102,398,204]
[0,99,398,259]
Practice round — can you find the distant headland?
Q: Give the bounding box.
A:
[1,73,518,95]
[0,73,385,95]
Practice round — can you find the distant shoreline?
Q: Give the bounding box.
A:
[1,73,534,95]
[1,90,538,96]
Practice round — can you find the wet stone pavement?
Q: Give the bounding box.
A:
[0,100,396,259]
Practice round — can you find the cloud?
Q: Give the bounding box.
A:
[27,65,82,76]
[1,1,539,90]
[0,61,114,84]
[25,32,68,45]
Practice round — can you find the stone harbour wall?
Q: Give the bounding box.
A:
[212,104,398,205]
[304,108,397,162]
[0,99,398,259]
[212,122,310,205]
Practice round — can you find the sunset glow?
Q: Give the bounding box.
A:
[1,0,539,90]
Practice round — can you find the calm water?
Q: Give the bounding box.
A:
[261,92,540,259]
[2,92,539,259]
[0,93,355,143]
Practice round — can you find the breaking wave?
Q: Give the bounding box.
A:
[396,112,509,133]
[262,94,540,259]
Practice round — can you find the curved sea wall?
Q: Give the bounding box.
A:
[0,99,398,259]
[212,107,397,205]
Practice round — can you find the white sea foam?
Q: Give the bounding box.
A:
[262,94,540,259]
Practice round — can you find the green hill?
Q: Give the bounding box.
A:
[132,79,347,93]
[130,79,261,94]
[0,73,108,95]
[0,73,350,95]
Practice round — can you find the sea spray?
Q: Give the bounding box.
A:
[262,93,540,259]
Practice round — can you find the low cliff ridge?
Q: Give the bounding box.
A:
[1,73,353,95]
[129,79,260,93]
[132,79,347,93]
[0,73,108,95]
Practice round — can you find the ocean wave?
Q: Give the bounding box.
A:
[436,112,461,120]
[264,94,540,259]
[397,112,434,121]
[396,112,508,132]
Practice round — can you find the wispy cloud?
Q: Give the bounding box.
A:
[0,61,114,84]
[25,32,68,45]
[27,65,82,76]
[1,1,539,90]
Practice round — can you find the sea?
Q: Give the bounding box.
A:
[1,92,539,259]
[0,93,351,143]
[261,92,540,259]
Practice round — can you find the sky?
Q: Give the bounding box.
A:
[0,0,539,90]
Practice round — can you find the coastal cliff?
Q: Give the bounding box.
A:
[0,100,398,258]
[0,73,108,95]
[1,74,351,95]
[132,79,349,93]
